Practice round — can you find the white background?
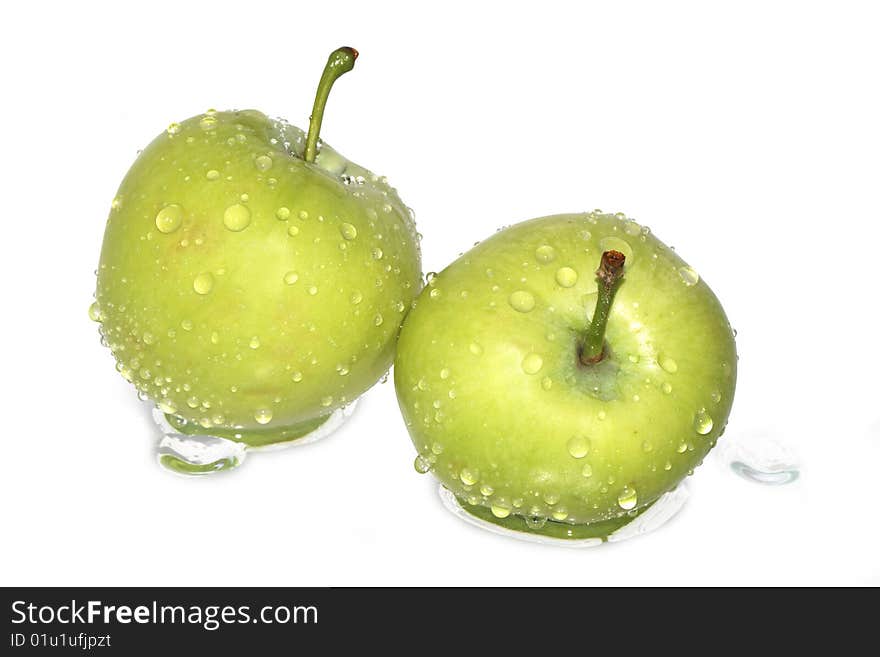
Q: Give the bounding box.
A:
[1,1,878,586]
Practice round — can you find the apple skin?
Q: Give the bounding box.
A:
[394,212,736,531]
[94,110,421,444]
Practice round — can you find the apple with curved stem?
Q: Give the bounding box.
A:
[92,47,421,469]
[394,212,736,540]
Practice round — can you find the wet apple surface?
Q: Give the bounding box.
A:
[395,212,736,537]
[92,49,422,448]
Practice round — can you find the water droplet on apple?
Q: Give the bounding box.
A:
[678,266,700,286]
[199,115,217,130]
[555,267,578,288]
[662,382,673,394]
[254,408,273,424]
[249,336,260,349]
[694,408,714,435]
[521,353,543,375]
[659,355,678,373]
[166,122,181,135]
[142,331,156,345]
[440,368,450,379]
[490,504,512,519]
[460,468,479,485]
[508,290,536,312]
[623,220,641,236]
[292,371,303,382]
[158,398,177,414]
[287,224,300,237]
[88,301,103,322]
[541,376,552,390]
[223,204,251,232]
[641,440,654,453]
[617,485,638,510]
[581,463,593,477]
[298,210,309,220]
[374,313,384,326]
[206,169,220,181]
[308,285,318,296]
[469,343,483,356]
[429,288,441,299]
[480,484,494,496]
[283,271,299,285]
[551,508,569,521]
[525,515,547,529]
[535,245,556,263]
[275,207,291,220]
[340,223,358,240]
[321,396,333,407]
[181,319,193,331]
[254,155,273,171]
[431,442,444,455]
[414,455,432,474]
[155,204,183,234]
[567,435,591,458]
[372,247,384,260]
[350,291,363,305]
[210,331,220,344]
[543,492,560,505]
[711,391,722,403]
[193,272,214,295]
[677,442,688,453]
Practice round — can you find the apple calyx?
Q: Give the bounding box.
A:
[304,46,359,163]
[579,249,626,365]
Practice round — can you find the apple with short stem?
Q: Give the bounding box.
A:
[394,212,736,539]
[92,47,421,471]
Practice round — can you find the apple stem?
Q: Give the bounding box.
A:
[304,47,358,163]
[580,250,626,365]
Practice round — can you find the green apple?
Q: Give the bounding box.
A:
[92,47,421,457]
[394,212,736,539]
